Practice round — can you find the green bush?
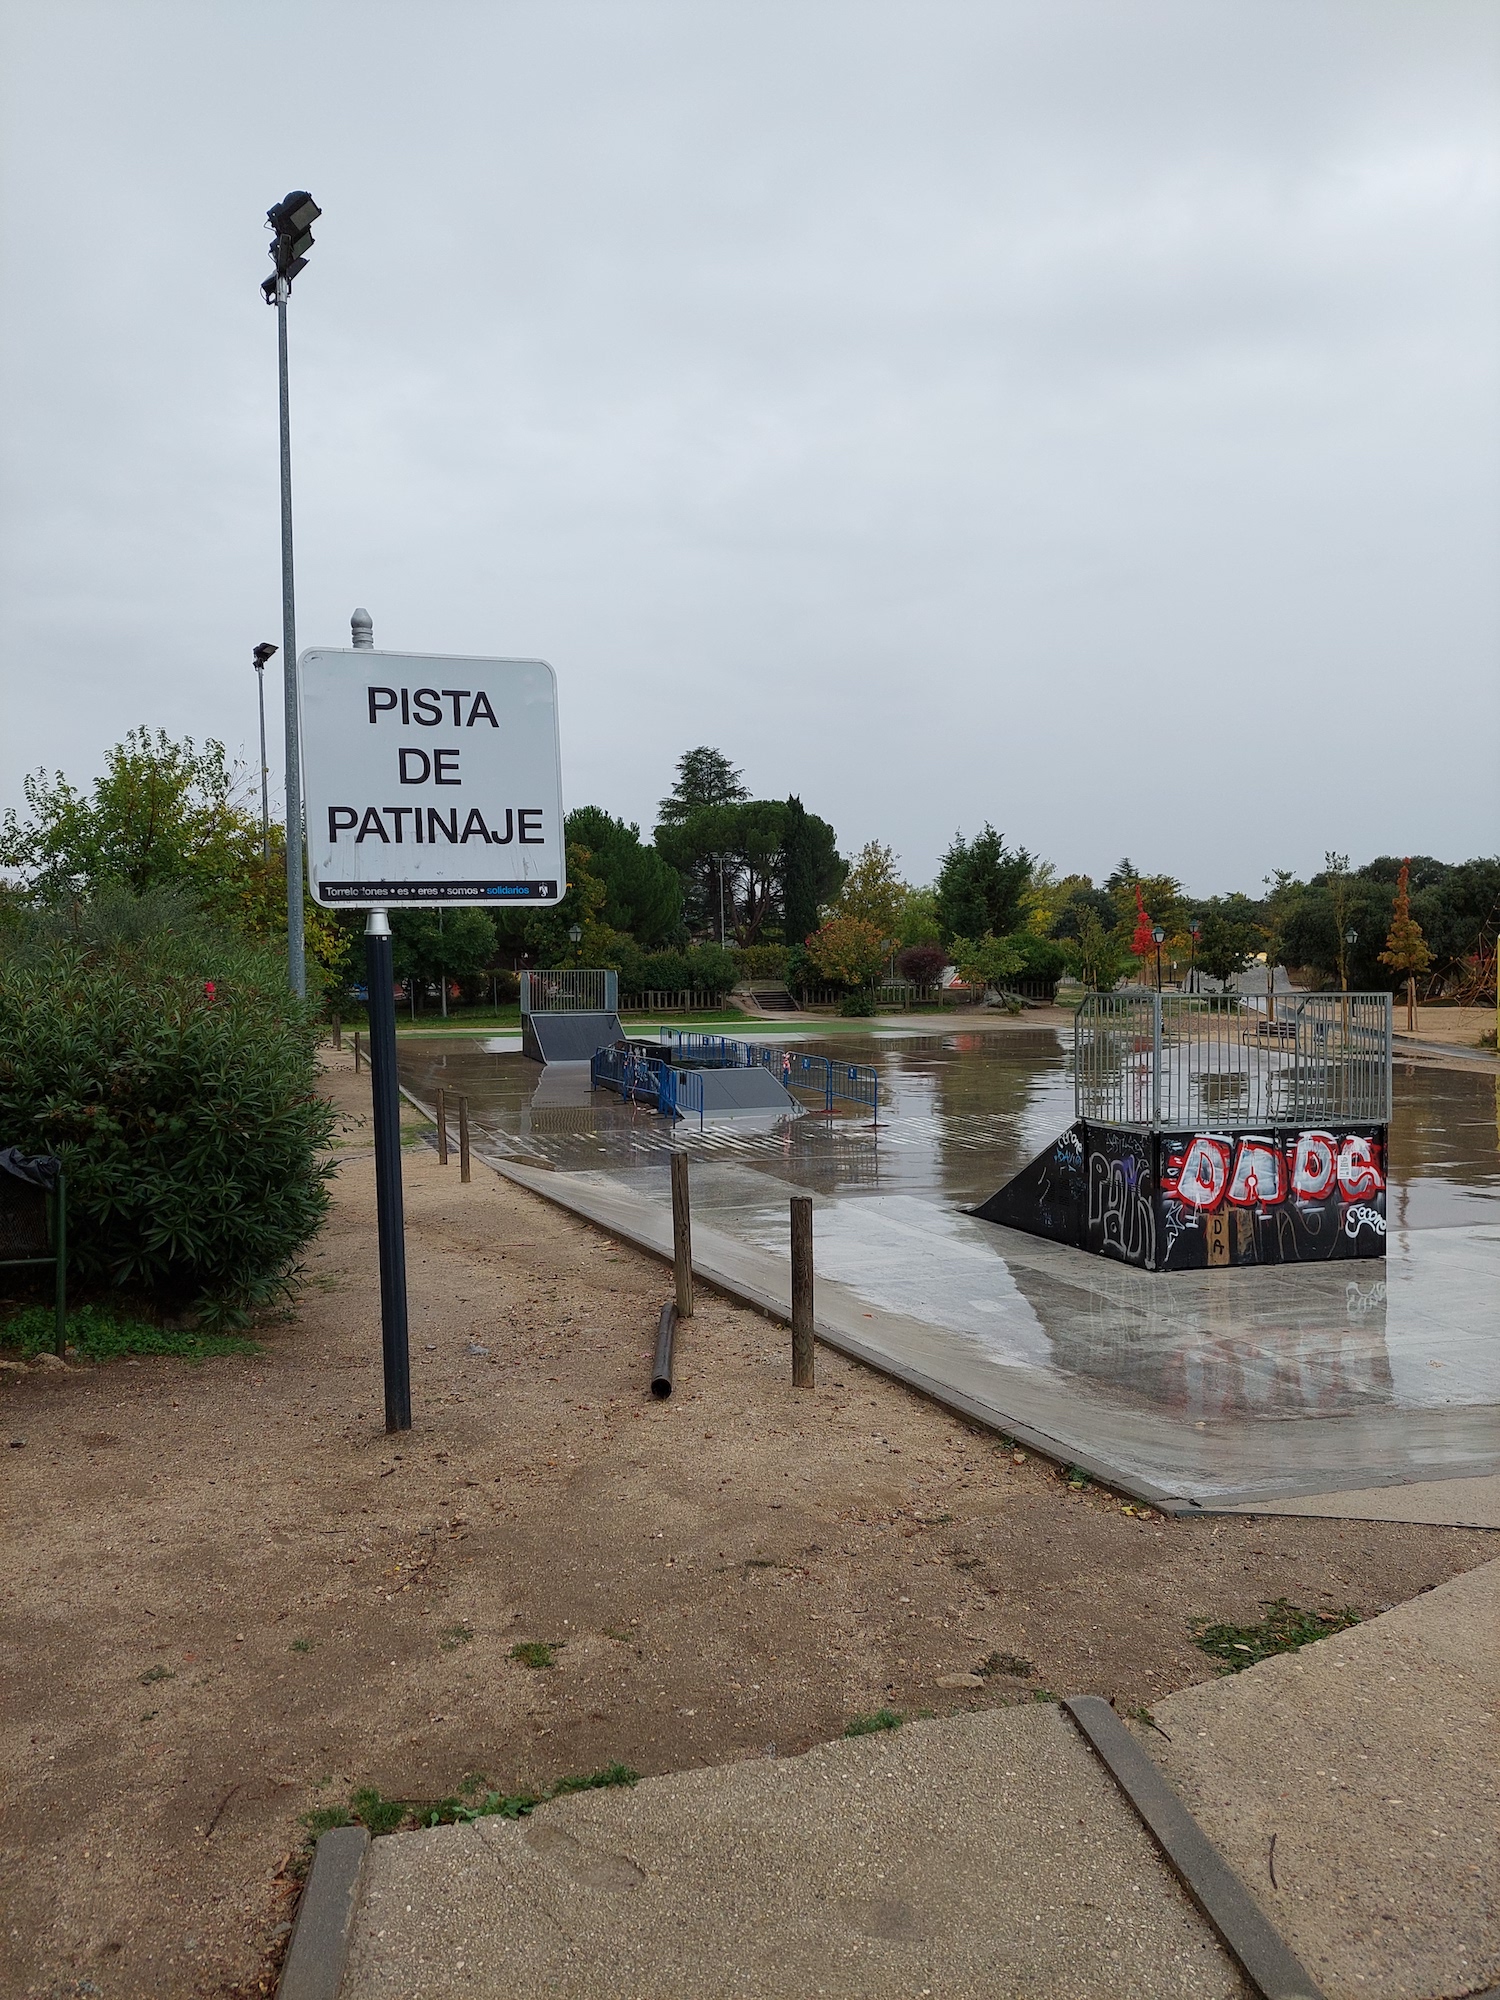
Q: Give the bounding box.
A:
[0,906,335,1322]
[617,943,738,998]
[735,944,789,981]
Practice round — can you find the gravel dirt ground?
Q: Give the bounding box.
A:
[1,1048,1493,2000]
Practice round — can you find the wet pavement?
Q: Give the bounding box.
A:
[397,1028,1500,1509]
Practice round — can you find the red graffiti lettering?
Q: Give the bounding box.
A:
[1336,1133,1384,1201]
[1165,1135,1231,1210]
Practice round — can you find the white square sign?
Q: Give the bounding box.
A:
[299,649,564,908]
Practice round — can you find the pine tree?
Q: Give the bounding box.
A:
[1379,858,1432,1030]
[781,796,820,948]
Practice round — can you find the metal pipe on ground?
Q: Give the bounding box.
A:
[651,1301,676,1399]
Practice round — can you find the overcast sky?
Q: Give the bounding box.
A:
[2,1,1496,898]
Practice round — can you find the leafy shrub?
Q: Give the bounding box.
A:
[804,914,885,989]
[0,1301,258,1362]
[838,991,878,1016]
[735,944,790,981]
[0,907,335,1322]
[896,943,947,987]
[617,943,737,998]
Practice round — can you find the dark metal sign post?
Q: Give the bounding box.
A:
[363,908,411,1432]
[299,609,564,1435]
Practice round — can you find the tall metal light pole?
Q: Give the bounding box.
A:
[1152,926,1166,993]
[261,190,321,999]
[1188,919,1200,995]
[251,642,277,862]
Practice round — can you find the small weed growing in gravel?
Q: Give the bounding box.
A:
[550,1764,639,1799]
[510,1641,557,1669]
[1062,1465,1091,1490]
[1192,1599,1360,1672]
[978,1651,1035,1680]
[350,1787,408,1837]
[139,1665,175,1686]
[844,1709,903,1737]
[302,1804,353,1838]
[289,1638,314,1654]
[440,1624,475,1651]
[3,1303,258,1364]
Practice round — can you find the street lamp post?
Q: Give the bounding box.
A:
[1343,928,1358,994]
[251,642,277,862]
[261,190,321,999]
[1152,926,1165,993]
[1188,920,1201,995]
[568,922,583,966]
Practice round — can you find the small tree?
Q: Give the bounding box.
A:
[1379,858,1432,1030]
[1129,884,1156,972]
[1067,909,1130,992]
[947,932,1025,998]
[834,842,906,943]
[805,914,887,990]
[896,942,947,990]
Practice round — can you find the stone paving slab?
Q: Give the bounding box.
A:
[340,1704,1252,2000]
[1144,1557,1500,2000]
[1225,1472,1500,1529]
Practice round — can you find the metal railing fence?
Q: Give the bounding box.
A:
[521,969,619,1016]
[1074,990,1392,1130]
[589,1044,705,1128]
[653,1032,880,1118]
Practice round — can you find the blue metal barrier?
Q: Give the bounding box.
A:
[654,1032,878,1119]
[590,1044,704,1128]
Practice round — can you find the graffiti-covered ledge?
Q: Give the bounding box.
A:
[973,990,1392,1272]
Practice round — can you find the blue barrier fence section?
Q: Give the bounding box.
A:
[590,1045,705,1128]
[655,1032,878,1119]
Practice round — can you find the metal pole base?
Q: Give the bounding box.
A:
[365,913,411,1431]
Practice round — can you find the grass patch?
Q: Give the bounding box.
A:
[1,1302,259,1364]
[510,1640,558,1669]
[304,1766,641,1843]
[977,1651,1034,1680]
[844,1708,904,1737]
[289,1638,314,1655]
[139,1664,175,1685]
[439,1623,475,1652]
[1192,1598,1361,1673]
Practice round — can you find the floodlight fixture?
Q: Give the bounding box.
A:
[261,190,321,303]
[252,641,278,668]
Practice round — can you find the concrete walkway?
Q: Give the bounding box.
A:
[1144,1555,1500,2000]
[341,1703,1252,2000]
[322,1562,1499,2000]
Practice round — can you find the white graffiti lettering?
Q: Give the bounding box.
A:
[1343,1203,1386,1239]
[1289,1130,1338,1200]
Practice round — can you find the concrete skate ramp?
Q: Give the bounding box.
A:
[521,1010,624,1064]
[698,1066,798,1115]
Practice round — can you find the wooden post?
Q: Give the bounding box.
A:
[791,1196,814,1388]
[458,1095,471,1183]
[353,1031,362,1073]
[436,1087,448,1165]
[670,1151,693,1319]
[332,1014,342,1050]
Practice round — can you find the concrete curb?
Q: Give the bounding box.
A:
[277,1826,370,2000]
[1063,1697,1324,2000]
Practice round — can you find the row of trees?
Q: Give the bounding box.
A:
[3,733,1495,1009]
